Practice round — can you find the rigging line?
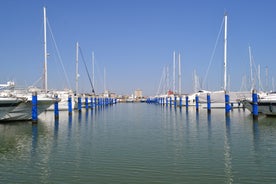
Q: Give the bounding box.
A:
[78,46,95,94]
[47,19,72,89]
[202,16,225,89]
[156,67,166,96]
[31,76,42,87]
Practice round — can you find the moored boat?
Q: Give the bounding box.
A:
[0,92,55,121]
[0,96,23,120]
[241,92,276,116]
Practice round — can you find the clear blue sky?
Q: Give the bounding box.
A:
[1,0,276,96]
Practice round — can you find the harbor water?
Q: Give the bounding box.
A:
[1,103,276,183]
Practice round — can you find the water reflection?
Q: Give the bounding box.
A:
[85,110,89,122]
[252,118,259,149]
[30,124,38,157]
[54,119,59,139]
[196,110,200,132]
[207,113,212,140]
[68,115,72,138]
[224,116,233,184]
[2,104,276,183]
[78,111,82,123]
[52,119,59,149]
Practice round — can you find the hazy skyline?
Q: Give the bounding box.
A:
[1,0,276,96]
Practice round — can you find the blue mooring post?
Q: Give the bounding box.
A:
[174,96,177,107]
[68,95,72,115]
[32,92,38,123]
[54,94,59,120]
[170,97,172,107]
[252,89,258,119]
[179,96,182,108]
[78,96,82,112]
[97,98,99,106]
[195,94,199,112]
[90,97,93,108]
[166,97,168,106]
[207,93,211,114]
[185,96,189,109]
[225,91,231,116]
[85,97,88,110]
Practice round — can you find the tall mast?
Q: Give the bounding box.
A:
[223,13,228,92]
[193,69,197,93]
[166,66,169,93]
[258,64,261,91]
[173,51,176,93]
[272,77,275,92]
[43,6,48,92]
[249,46,254,90]
[104,67,106,92]
[265,66,268,91]
[76,42,79,94]
[178,53,181,95]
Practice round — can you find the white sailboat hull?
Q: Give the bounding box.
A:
[1,97,54,121]
[241,98,276,116]
[0,97,22,120]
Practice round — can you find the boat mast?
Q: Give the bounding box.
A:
[104,67,106,92]
[265,66,268,91]
[173,51,176,94]
[76,42,79,94]
[223,13,228,92]
[258,64,261,91]
[166,66,169,93]
[249,46,254,90]
[178,53,181,95]
[43,6,48,92]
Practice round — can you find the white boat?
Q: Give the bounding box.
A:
[241,92,276,115]
[0,88,55,121]
[0,81,15,90]
[187,13,251,109]
[0,96,23,120]
[47,90,76,111]
[189,90,250,108]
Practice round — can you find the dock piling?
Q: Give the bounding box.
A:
[54,94,59,120]
[78,96,82,112]
[252,89,258,119]
[225,91,231,116]
[68,95,72,115]
[32,92,38,123]
[207,93,211,114]
[195,95,199,112]
[85,97,88,109]
[185,96,189,109]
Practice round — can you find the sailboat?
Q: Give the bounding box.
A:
[188,13,250,108]
[0,95,23,120]
[0,7,55,121]
[241,46,276,115]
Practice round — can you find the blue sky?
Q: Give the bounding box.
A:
[1,0,276,96]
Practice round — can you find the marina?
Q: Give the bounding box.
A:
[1,1,276,183]
[1,103,276,183]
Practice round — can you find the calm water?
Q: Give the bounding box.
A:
[1,103,276,183]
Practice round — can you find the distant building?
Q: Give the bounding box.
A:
[134,89,143,99]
